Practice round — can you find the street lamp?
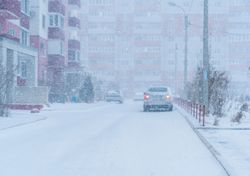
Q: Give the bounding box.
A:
[168,2,189,95]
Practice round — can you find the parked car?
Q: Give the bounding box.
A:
[143,87,173,112]
[105,91,124,104]
[134,92,144,101]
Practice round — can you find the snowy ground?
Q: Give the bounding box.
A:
[0,101,227,176]
[200,129,250,176]
[0,111,46,131]
[177,106,250,176]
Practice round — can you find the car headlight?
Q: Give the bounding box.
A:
[166,95,172,100]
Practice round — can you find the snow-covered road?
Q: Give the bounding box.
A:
[0,101,227,176]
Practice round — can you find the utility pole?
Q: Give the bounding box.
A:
[175,44,178,94]
[184,15,188,90]
[203,0,209,113]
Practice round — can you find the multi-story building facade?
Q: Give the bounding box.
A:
[47,0,67,102]
[65,0,85,101]
[0,0,38,101]
[81,0,117,92]
[80,0,250,96]
[80,0,182,95]
[227,0,250,93]
[30,0,49,86]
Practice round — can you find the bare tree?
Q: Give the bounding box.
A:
[187,65,229,117]
[0,63,15,117]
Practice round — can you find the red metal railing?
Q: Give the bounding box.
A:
[0,104,44,111]
[174,97,206,126]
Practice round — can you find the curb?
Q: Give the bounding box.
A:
[176,107,232,176]
[0,117,47,131]
[196,127,250,130]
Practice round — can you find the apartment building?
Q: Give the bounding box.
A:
[0,0,38,100]
[79,0,249,95]
[80,0,182,95]
[228,0,250,92]
[65,0,85,101]
[47,0,67,102]
[30,0,49,86]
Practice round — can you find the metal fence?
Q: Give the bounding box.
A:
[174,97,206,126]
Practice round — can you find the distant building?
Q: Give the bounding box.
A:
[79,0,181,95]
[79,0,250,95]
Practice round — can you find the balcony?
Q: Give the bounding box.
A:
[48,27,65,40]
[48,55,65,68]
[20,13,29,29]
[0,20,20,42]
[68,39,80,50]
[49,0,65,15]
[68,0,81,8]
[0,0,20,19]
[68,17,80,29]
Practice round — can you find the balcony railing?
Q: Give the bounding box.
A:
[68,17,80,28]
[0,0,20,18]
[68,0,81,8]
[68,39,80,50]
[48,27,65,40]
[49,0,65,15]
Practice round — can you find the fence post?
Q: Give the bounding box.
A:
[193,103,196,117]
[203,105,206,126]
[195,104,198,119]
[199,104,202,123]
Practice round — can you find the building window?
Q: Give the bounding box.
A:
[49,15,53,26]
[55,15,59,26]
[42,15,46,29]
[21,0,29,14]
[40,42,46,56]
[8,28,15,36]
[49,14,64,28]
[60,41,64,55]
[20,61,27,78]
[21,30,28,46]
[68,50,80,61]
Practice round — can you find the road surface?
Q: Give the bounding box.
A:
[0,101,227,176]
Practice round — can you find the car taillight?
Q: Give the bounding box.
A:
[144,94,150,100]
[166,95,172,100]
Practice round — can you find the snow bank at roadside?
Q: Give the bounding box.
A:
[0,102,110,131]
[205,100,250,128]
[0,111,46,131]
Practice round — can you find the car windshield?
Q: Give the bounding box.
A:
[148,87,168,92]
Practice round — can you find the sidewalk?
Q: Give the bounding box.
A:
[176,106,250,176]
[0,110,46,131]
[177,107,250,176]
[0,102,109,131]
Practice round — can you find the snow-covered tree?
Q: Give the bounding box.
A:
[0,63,14,117]
[79,76,95,103]
[209,69,229,117]
[187,66,229,117]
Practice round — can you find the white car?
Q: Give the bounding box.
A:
[105,91,124,104]
[134,92,144,101]
[143,87,173,112]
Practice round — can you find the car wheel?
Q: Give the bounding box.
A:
[143,106,149,112]
[169,106,173,111]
